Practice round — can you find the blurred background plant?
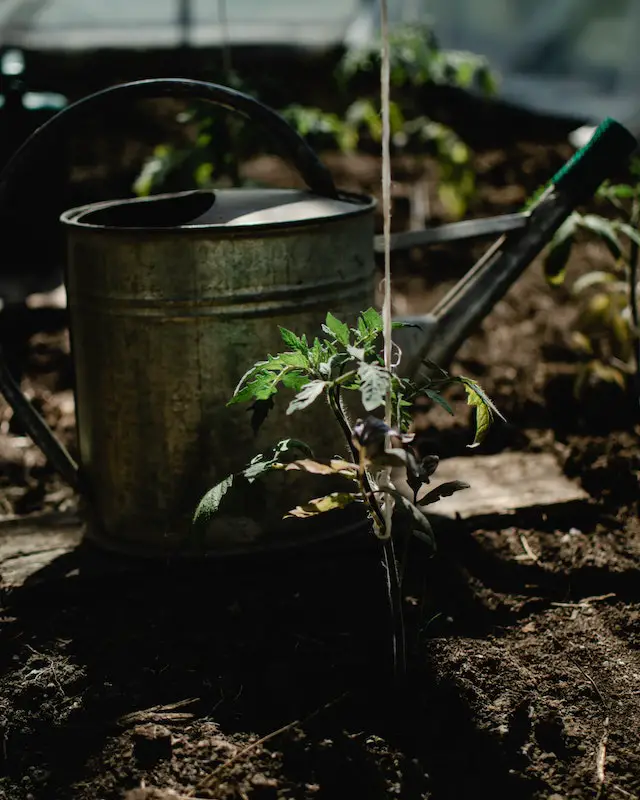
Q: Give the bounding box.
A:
[133,22,498,219]
[542,156,640,399]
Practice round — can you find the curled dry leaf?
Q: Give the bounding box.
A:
[285,492,360,519]
[284,458,358,478]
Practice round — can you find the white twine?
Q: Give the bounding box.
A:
[380,0,394,536]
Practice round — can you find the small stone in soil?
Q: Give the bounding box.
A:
[132,723,173,765]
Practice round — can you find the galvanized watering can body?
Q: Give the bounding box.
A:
[0,78,636,558]
[62,188,374,554]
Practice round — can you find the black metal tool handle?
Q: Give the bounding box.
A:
[395,117,638,377]
[0,78,341,491]
[373,212,529,253]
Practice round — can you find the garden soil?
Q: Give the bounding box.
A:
[0,105,638,800]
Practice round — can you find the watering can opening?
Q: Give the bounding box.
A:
[63,187,373,233]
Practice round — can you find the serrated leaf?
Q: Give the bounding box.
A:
[241,438,314,482]
[281,371,309,392]
[318,351,353,379]
[192,474,234,526]
[323,312,351,345]
[357,362,391,411]
[233,374,278,404]
[359,307,383,336]
[286,380,326,415]
[273,438,315,460]
[419,480,470,506]
[285,492,359,519]
[346,344,366,362]
[279,326,309,354]
[242,458,283,483]
[284,458,358,478]
[229,351,310,406]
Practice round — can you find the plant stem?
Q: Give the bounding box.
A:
[382,533,406,684]
[328,384,406,679]
[629,196,640,412]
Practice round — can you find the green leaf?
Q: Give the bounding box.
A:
[242,457,282,483]
[358,307,383,337]
[273,438,315,460]
[423,388,454,415]
[279,327,309,354]
[616,221,640,249]
[357,362,391,411]
[577,214,623,260]
[598,182,636,200]
[285,492,359,519]
[242,438,314,482]
[544,214,578,285]
[286,380,327,415]
[346,344,366,362]
[322,312,351,346]
[459,377,505,448]
[229,351,311,406]
[572,271,617,295]
[281,371,309,392]
[419,480,470,506]
[192,474,234,526]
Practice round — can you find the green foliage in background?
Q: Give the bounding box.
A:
[133,23,498,219]
[542,157,640,397]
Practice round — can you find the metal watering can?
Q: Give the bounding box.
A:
[0,79,635,558]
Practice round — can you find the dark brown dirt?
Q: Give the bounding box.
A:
[0,99,639,800]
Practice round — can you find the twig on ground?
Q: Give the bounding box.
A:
[595,716,610,799]
[517,532,540,562]
[552,592,616,610]
[189,692,349,795]
[548,631,609,711]
[611,784,638,799]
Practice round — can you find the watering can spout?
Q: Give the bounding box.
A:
[394,117,638,380]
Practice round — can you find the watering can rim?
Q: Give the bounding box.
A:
[60,187,377,235]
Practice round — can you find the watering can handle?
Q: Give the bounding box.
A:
[0,78,339,205]
[0,78,341,491]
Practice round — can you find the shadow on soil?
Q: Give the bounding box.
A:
[0,529,552,800]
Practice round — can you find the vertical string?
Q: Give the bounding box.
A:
[380,0,393,402]
[219,0,233,79]
[380,0,394,538]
